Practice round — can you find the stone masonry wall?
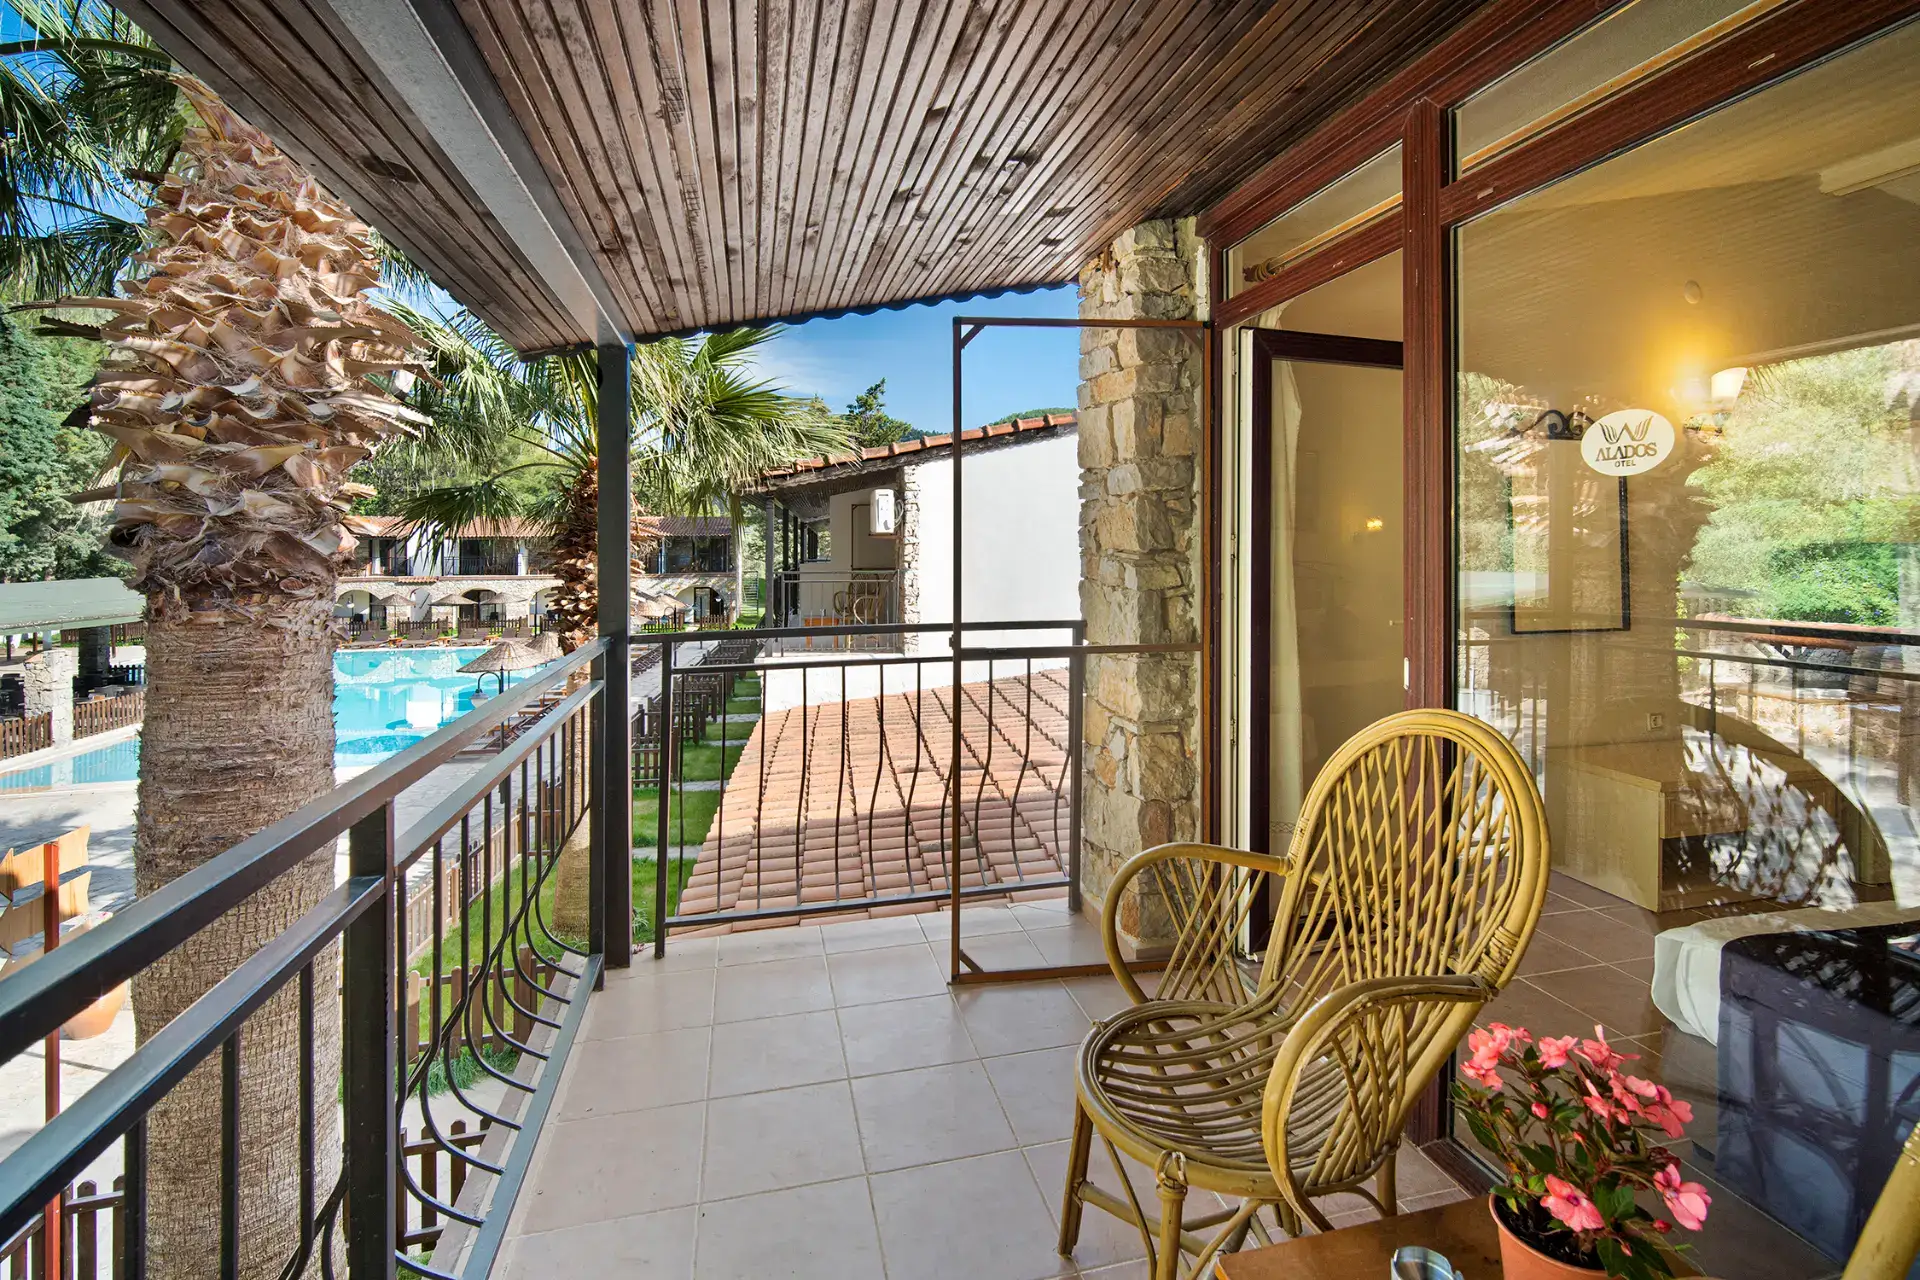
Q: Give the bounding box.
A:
[1077,218,1204,955]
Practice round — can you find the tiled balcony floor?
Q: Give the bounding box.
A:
[496,900,1468,1279]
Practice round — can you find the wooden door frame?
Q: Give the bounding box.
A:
[1244,329,1405,866]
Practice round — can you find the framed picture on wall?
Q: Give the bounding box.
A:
[1507,414,1631,635]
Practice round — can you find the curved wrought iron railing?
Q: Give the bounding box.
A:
[0,637,617,1280]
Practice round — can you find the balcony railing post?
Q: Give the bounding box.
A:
[342,801,396,1280]
[596,341,634,970]
[1068,620,1086,917]
[655,640,676,959]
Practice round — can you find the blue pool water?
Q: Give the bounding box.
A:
[0,646,539,791]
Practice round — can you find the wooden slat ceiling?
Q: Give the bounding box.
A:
[121,0,1491,352]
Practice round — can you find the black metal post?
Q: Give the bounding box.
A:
[1068,619,1086,916]
[948,319,966,978]
[341,802,395,1280]
[597,341,634,968]
[655,640,676,958]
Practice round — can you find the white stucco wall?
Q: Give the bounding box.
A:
[910,434,1081,646]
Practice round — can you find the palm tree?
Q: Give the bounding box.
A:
[390,305,849,648]
[4,8,421,1276]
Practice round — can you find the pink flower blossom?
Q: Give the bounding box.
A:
[1581,1077,1619,1123]
[1462,1024,1521,1090]
[1537,1035,1578,1069]
[1541,1175,1605,1233]
[1532,1101,1551,1120]
[1461,1054,1503,1089]
[1654,1164,1712,1231]
[1577,1026,1635,1072]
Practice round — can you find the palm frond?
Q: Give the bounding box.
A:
[393,476,542,543]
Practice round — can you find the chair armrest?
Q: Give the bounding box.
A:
[1101,842,1291,1005]
[1260,972,1494,1207]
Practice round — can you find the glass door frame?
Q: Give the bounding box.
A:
[1244,328,1406,862]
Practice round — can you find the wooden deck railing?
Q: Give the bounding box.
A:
[73,692,143,740]
[0,715,51,762]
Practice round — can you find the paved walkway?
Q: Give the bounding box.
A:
[493,904,1470,1280]
[675,671,1072,926]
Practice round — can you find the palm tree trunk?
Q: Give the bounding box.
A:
[132,597,340,1279]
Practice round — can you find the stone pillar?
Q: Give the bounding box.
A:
[24,646,77,746]
[1077,218,1204,956]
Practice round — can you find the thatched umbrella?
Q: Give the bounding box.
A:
[459,636,547,695]
[632,592,682,622]
[520,631,562,664]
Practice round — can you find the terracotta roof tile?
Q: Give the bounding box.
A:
[751,411,1076,488]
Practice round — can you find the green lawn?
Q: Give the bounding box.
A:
[634,855,695,942]
[632,787,723,848]
[676,741,745,781]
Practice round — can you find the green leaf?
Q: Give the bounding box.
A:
[1520,1145,1560,1176]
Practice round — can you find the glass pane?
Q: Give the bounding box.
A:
[1453,0,1787,172]
[1258,254,1402,846]
[1226,144,1400,298]
[1456,18,1920,1279]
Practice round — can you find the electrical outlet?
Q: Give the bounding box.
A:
[1647,712,1666,732]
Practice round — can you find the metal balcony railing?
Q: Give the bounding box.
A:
[635,621,1087,935]
[0,639,622,1279]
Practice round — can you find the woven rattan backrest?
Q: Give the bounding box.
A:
[1114,845,1288,1006]
[1258,710,1549,1201]
[1261,708,1549,1008]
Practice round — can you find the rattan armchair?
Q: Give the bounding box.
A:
[1058,708,1550,1279]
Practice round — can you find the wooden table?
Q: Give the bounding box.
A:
[1218,1196,1504,1279]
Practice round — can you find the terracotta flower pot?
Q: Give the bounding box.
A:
[1490,1199,1606,1280]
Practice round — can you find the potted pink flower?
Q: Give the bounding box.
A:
[1454,1023,1712,1280]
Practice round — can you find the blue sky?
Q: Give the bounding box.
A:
[748,286,1083,434]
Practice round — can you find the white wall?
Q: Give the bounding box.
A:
[911,434,1081,647]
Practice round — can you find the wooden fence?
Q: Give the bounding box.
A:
[0,715,51,762]
[72,694,142,740]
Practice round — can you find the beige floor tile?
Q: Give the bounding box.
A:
[702,1080,866,1201]
[713,955,835,1023]
[955,982,1094,1056]
[694,1177,885,1280]
[498,1205,697,1279]
[870,1150,1072,1280]
[984,1046,1079,1145]
[852,1060,1018,1172]
[559,1026,710,1120]
[516,1102,706,1234]
[1392,1145,1465,1200]
[953,929,1048,971]
[716,924,825,966]
[824,915,936,953]
[1060,975,1132,1023]
[708,1009,847,1097]
[839,993,980,1077]
[635,935,721,972]
[1023,1141,1151,1272]
[1026,923,1110,967]
[829,942,950,1006]
[923,904,1026,940]
[1010,900,1075,930]
[585,969,716,1038]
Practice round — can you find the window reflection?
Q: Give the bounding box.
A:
[1454,19,1920,1278]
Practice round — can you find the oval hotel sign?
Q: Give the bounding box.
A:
[1582,409,1674,476]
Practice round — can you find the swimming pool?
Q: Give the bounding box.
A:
[0,646,542,791]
